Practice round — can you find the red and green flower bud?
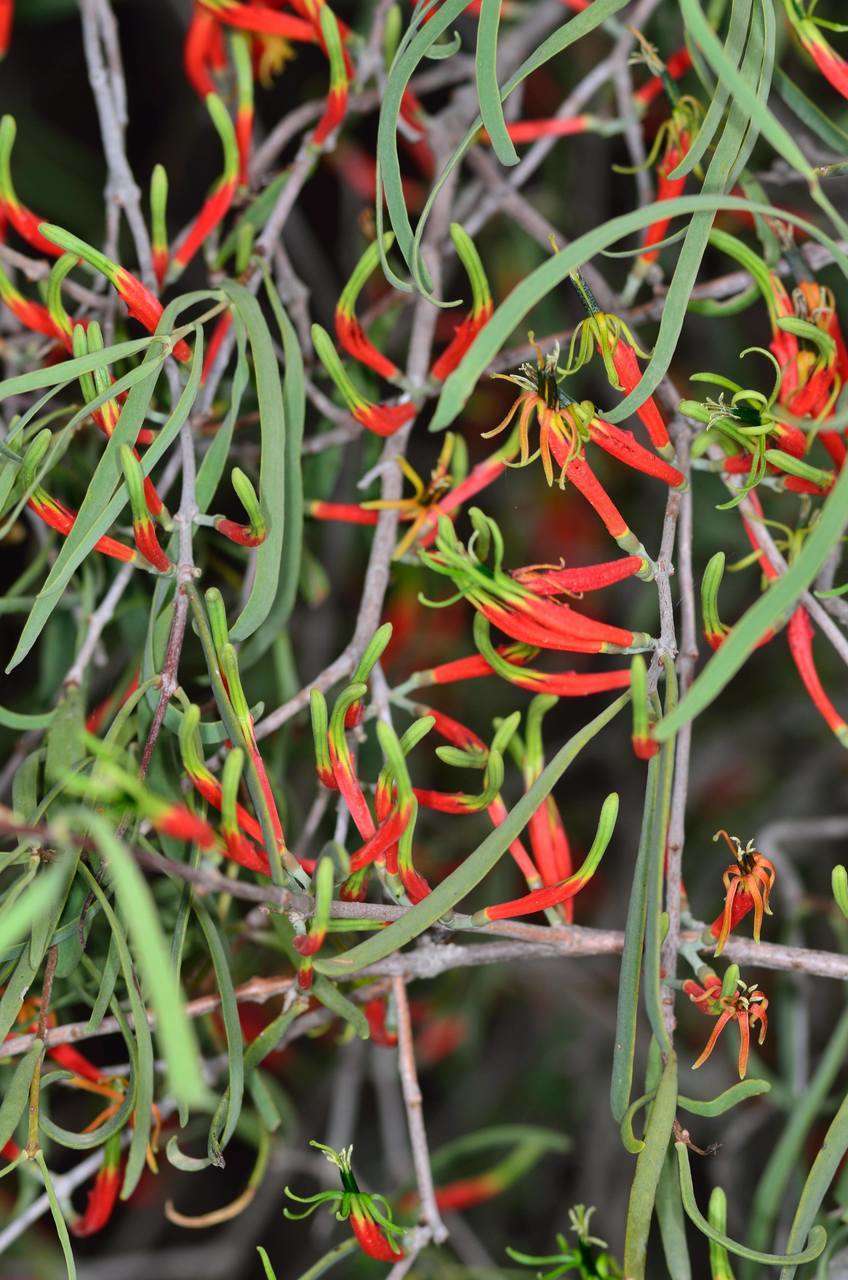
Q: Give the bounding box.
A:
[294,855,334,988]
[37,223,192,361]
[312,323,415,436]
[430,223,493,382]
[783,0,848,100]
[312,6,348,146]
[474,792,618,922]
[170,94,238,276]
[71,1132,122,1237]
[230,31,254,185]
[310,688,335,788]
[328,682,375,838]
[203,585,230,662]
[345,623,393,728]
[630,654,658,759]
[334,234,400,380]
[150,163,169,287]
[219,746,271,874]
[285,1142,405,1262]
[46,253,79,349]
[0,259,63,341]
[0,115,63,256]
[121,445,171,572]
[179,704,267,848]
[215,466,267,546]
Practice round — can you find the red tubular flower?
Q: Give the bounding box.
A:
[229,28,253,185]
[312,5,348,146]
[308,500,379,526]
[0,265,64,341]
[785,0,848,100]
[418,451,508,548]
[347,809,410,873]
[486,793,542,888]
[416,644,536,687]
[431,223,493,382]
[313,321,415,436]
[489,115,593,144]
[685,970,768,1079]
[709,829,776,955]
[639,132,690,267]
[334,235,401,380]
[512,554,645,596]
[87,670,140,734]
[121,446,171,571]
[473,794,617,923]
[787,605,848,745]
[364,998,397,1047]
[39,224,194,362]
[28,491,135,562]
[0,116,63,256]
[286,1143,405,1262]
[171,94,238,274]
[201,310,233,383]
[71,1134,123,1237]
[567,274,673,455]
[0,0,13,58]
[184,4,223,97]
[399,88,435,177]
[198,0,317,42]
[156,804,217,847]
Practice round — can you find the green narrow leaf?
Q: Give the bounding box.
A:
[82,813,208,1110]
[0,1040,42,1150]
[623,1053,679,1280]
[476,0,518,167]
[35,1151,77,1280]
[221,281,287,642]
[676,1142,827,1268]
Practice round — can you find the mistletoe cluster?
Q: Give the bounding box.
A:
[1,0,848,1277]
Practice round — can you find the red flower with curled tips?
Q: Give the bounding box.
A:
[567,271,672,456]
[709,829,776,955]
[484,342,680,562]
[420,510,653,657]
[685,966,768,1079]
[284,1142,405,1263]
[198,0,316,43]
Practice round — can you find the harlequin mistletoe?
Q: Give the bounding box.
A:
[1,0,848,1277]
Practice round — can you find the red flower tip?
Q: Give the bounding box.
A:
[354,399,416,437]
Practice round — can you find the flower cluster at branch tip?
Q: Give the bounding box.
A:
[709,829,776,956]
[284,1142,405,1262]
[684,965,769,1080]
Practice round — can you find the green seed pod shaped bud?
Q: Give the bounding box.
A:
[220,746,246,838]
[630,654,658,759]
[230,466,266,540]
[720,963,741,1000]
[19,428,51,489]
[178,704,205,778]
[707,1187,736,1279]
[205,587,230,662]
[309,688,334,788]
[832,865,848,921]
[219,643,251,729]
